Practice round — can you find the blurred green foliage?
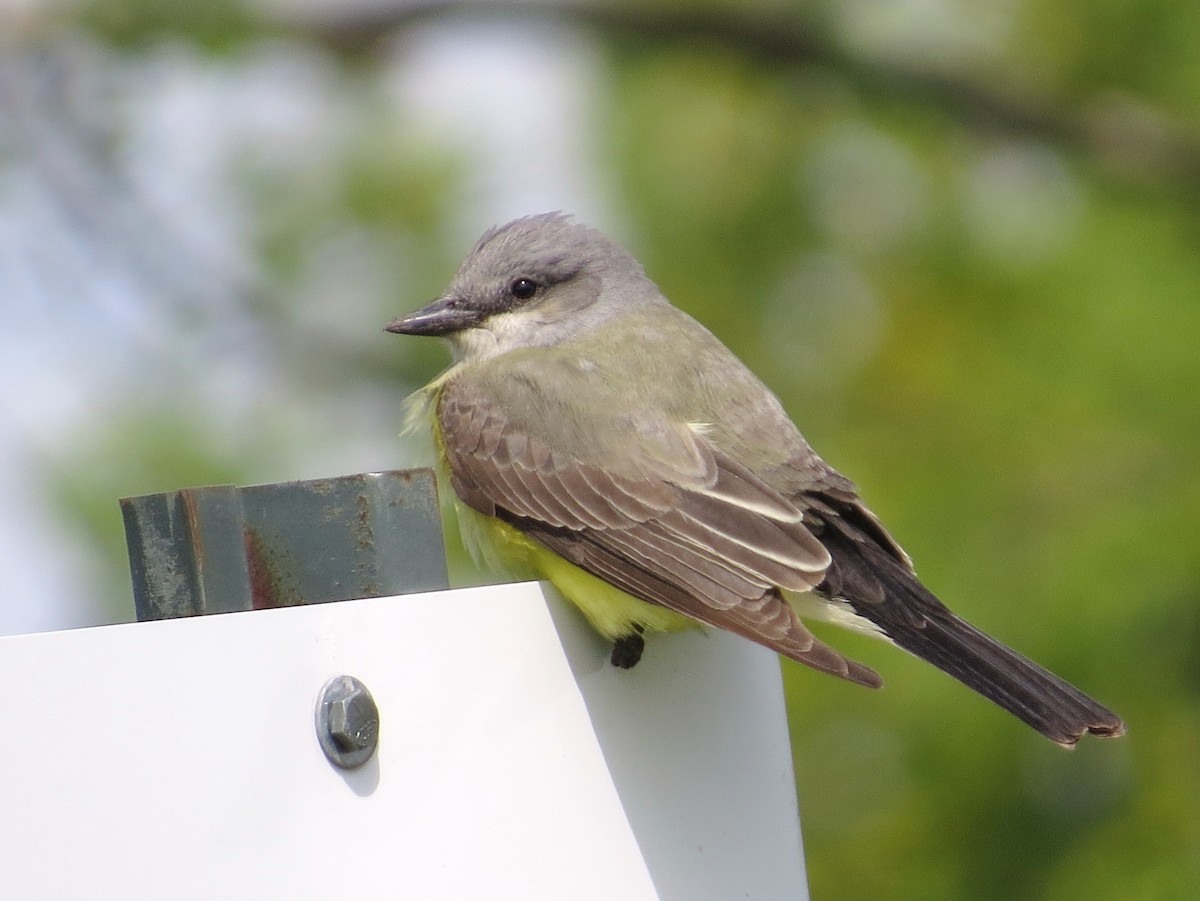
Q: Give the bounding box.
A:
[20,1,1199,898]
[604,20,1199,897]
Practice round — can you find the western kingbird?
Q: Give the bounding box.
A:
[387,212,1124,747]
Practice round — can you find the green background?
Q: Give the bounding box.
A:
[11,2,1198,897]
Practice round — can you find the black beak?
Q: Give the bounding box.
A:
[385,296,484,337]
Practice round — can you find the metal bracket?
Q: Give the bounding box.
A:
[120,469,448,621]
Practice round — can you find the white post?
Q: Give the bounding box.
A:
[0,582,808,900]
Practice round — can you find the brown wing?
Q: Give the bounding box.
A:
[439,381,881,687]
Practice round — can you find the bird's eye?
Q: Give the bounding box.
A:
[510,277,538,300]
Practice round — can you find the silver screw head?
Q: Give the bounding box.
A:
[316,675,379,769]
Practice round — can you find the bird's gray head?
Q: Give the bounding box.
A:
[386,212,661,362]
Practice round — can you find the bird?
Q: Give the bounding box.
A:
[386,212,1125,747]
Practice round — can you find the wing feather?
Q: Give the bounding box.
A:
[590,523,768,608]
[654,510,820,592]
[521,519,881,686]
[438,380,880,687]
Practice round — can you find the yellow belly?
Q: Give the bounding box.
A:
[454,498,697,640]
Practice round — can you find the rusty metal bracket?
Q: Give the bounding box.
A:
[120,469,448,622]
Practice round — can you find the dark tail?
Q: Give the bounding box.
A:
[817,513,1125,747]
[877,600,1125,747]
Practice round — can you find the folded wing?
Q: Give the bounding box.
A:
[438,381,882,687]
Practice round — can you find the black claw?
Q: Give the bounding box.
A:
[610,632,645,669]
